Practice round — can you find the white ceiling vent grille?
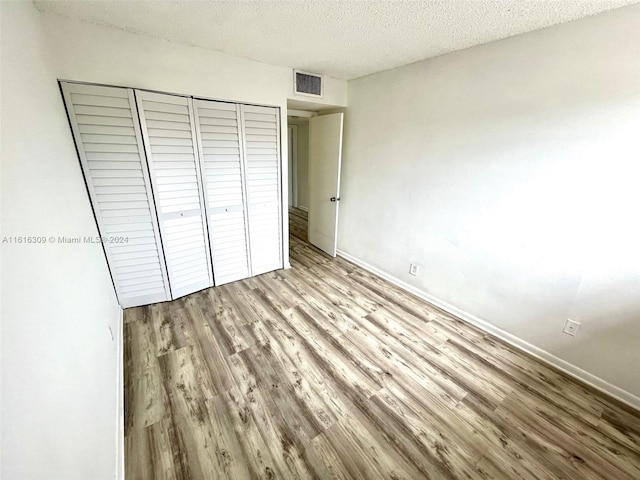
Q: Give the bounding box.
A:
[294,70,323,98]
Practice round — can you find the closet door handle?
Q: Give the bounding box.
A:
[330,197,340,202]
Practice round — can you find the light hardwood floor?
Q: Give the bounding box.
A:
[289,206,308,243]
[124,207,640,479]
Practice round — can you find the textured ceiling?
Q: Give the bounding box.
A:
[34,0,637,80]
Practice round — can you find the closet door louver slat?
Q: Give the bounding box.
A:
[136,91,213,299]
[240,104,283,276]
[61,82,171,308]
[193,100,251,285]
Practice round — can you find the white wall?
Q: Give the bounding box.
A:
[288,117,310,209]
[38,8,347,112]
[1,3,347,478]
[340,5,640,404]
[39,8,295,270]
[36,9,345,273]
[1,3,122,479]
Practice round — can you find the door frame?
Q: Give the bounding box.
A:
[308,112,344,257]
[288,124,299,208]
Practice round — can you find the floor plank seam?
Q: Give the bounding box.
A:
[122,207,640,479]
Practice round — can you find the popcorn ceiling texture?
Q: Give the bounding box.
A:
[34,0,637,80]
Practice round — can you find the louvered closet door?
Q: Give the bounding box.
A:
[136,91,213,299]
[193,100,251,285]
[240,105,283,275]
[61,82,171,308]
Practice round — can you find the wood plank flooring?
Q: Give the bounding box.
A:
[124,209,640,479]
[289,206,308,242]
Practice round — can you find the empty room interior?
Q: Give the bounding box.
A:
[2,1,640,479]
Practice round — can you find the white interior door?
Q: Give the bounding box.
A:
[193,99,251,285]
[61,82,171,308]
[136,91,213,299]
[308,113,344,257]
[240,104,283,276]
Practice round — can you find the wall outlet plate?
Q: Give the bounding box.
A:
[563,319,581,336]
[409,263,419,276]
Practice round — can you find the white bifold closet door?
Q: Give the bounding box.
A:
[240,104,283,276]
[61,82,171,308]
[193,100,251,285]
[136,91,213,299]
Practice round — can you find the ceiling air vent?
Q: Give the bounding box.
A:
[294,70,323,98]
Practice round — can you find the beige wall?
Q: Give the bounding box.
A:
[339,5,640,405]
[288,117,310,209]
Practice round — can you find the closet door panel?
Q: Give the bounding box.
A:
[61,82,171,308]
[240,104,283,276]
[136,91,213,299]
[193,100,251,285]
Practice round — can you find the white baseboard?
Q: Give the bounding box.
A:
[337,249,640,412]
[116,308,124,480]
[297,205,309,212]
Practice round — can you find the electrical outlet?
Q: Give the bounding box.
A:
[409,263,419,276]
[562,319,581,337]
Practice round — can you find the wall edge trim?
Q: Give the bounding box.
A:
[116,307,125,480]
[336,249,640,411]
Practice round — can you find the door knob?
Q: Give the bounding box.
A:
[330,197,340,202]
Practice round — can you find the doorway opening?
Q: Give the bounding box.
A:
[287,115,309,244]
[286,108,344,258]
